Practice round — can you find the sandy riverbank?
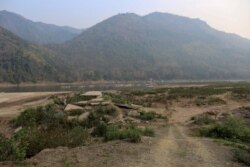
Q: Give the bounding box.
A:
[0,92,69,118]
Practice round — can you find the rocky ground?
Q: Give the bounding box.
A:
[0,86,250,167]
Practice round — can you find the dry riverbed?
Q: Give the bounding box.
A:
[0,92,68,137]
[1,84,250,167]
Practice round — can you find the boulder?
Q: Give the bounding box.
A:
[101,101,111,106]
[64,104,83,111]
[14,127,22,133]
[81,91,102,98]
[115,103,136,109]
[127,110,140,117]
[78,112,90,121]
[91,98,104,102]
[67,116,78,121]
[124,117,141,124]
[74,101,89,106]
[90,102,101,106]
[206,110,219,116]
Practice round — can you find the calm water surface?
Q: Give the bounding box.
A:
[0,82,154,93]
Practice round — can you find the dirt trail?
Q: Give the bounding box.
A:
[0,92,68,118]
[135,124,243,167]
[133,98,247,167]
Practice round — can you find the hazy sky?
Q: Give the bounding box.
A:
[0,0,250,39]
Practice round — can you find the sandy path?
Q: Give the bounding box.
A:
[0,92,68,117]
[134,124,243,167]
[133,97,247,167]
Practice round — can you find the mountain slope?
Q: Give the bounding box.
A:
[0,26,74,83]
[56,12,250,80]
[0,10,82,44]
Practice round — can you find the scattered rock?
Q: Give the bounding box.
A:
[78,112,90,121]
[74,101,89,106]
[91,98,104,102]
[67,116,78,121]
[64,104,83,111]
[131,104,142,109]
[127,110,140,117]
[101,101,111,106]
[115,103,136,109]
[90,102,101,106]
[14,126,22,133]
[81,91,102,98]
[206,110,219,116]
[124,117,141,124]
[84,106,92,110]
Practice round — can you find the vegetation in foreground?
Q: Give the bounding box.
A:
[196,117,250,166]
[0,91,161,162]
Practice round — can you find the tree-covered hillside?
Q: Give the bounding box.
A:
[0,26,74,83]
[1,12,250,83]
[56,12,250,81]
[0,10,82,44]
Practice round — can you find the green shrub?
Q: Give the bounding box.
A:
[233,148,250,166]
[14,104,60,128]
[0,134,26,161]
[52,96,65,106]
[195,97,226,106]
[104,126,142,143]
[11,126,89,158]
[143,127,155,137]
[67,109,85,116]
[199,117,250,143]
[168,86,228,98]
[83,112,102,128]
[92,123,107,137]
[67,126,89,147]
[104,126,121,141]
[192,115,215,125]
[95,106,117,116]
[66,93,94,103]
[120,129,141,143]
[14,108,37,127]
[138,111,156,121]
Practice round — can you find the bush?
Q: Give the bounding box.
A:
[11,126,89,158]
[14,108,37,127]
[138,111,156,121]
[66,93,94,103]
[104,126,142,143]
[0,134,26,161]
[95,106,117,116]
[195,97,226,106]
[199,117,250,143]
[52,96,65,106]
[67,109,85,116]
[92,123,107,137]
[143,127,155,137]
[233,148,250,166]
[168,86,227,98]
[104,126,121,141]
[192,115,215,125]
[14,104,60,128]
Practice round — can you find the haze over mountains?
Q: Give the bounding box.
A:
[0,11,250,83]
[0,26,74,83]
[0,10,82,44]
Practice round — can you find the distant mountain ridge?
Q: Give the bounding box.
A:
[0,11,250,83]
[0,26,74,83]
[56,12,250,81]
[0,10,82,44]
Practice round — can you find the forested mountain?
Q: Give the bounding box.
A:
[1,11,250,83]
[56,12,250,81]
[0,26,74,83]
[0,10,82,44]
